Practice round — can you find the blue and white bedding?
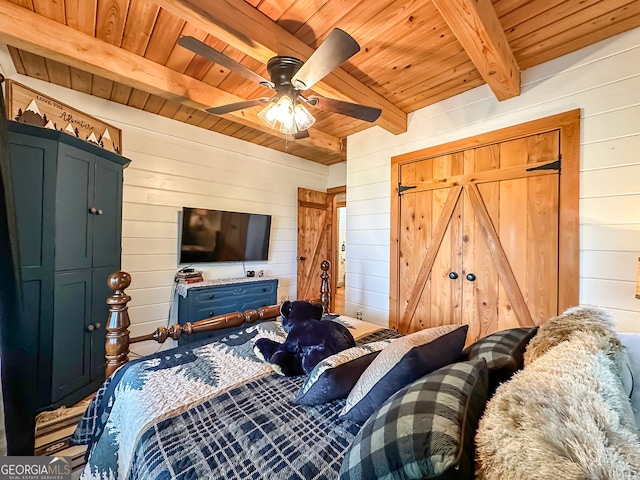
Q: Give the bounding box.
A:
[72,316,394,480]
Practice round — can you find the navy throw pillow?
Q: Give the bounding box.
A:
[293,340,392,406]
[339,324,468,423]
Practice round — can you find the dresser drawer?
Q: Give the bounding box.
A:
[194,299,239,322]
[193,281,276,305]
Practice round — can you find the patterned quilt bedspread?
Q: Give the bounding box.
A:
[72,315,395,480]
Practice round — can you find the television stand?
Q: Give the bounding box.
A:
[177,277,278,345]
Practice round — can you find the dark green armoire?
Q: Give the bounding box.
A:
[7,121,130,410]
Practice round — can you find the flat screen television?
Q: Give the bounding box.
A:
[179,207,271,264]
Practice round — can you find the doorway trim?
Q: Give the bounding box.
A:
[327,185,346,312]
[389,110,580,330]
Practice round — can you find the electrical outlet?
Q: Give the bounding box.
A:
[356,310,363,320]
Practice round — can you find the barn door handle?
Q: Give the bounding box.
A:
[448,272,458,280]
[466,273,476,281]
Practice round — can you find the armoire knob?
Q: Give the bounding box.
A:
[86,324,95,332]
[466,273,476,281]
[88,207,97,214]
[448,272,458,279]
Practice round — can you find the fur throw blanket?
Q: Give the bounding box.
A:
[523,305,624,365]
[476,306,640,480]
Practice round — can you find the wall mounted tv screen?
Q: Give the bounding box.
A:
[179,207,271,264]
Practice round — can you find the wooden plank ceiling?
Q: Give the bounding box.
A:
[0,0,638,164]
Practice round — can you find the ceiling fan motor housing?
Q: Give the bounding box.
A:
[267,56,304,100]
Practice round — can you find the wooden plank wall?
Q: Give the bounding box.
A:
[346,27,640,332]
[0,47,331,356]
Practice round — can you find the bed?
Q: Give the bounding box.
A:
[72,264,400,479]
[72,264,640,480]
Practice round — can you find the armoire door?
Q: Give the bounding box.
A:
[393,127,566,343]
[8,133,56,409]
[52,269,92,403]
[55,144,94,271]
[92,160,123,268]
[297,187,333,304]
[90,265,115,381]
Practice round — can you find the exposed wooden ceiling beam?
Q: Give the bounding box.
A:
[154,0,408,135]
[0,0,342,157]
[431,0,520,101]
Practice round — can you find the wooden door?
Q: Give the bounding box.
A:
[397,154,464,333]
[391,112,579,343]
[462,134,559,342]
[297,188,333,304]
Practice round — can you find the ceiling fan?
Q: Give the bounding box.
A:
[177,29,382,138]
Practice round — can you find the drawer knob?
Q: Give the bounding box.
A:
[209,294,214,299]
[208,311,213,316]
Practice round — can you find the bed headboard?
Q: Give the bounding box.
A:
[104,260,332,377]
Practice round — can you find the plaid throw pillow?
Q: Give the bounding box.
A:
[340,324,468,423]
[339,359,488,480]
[460,327,537,393]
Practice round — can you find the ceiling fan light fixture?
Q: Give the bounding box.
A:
[258,94,316,135]
[257,102,278,129]
[276,96,295,131]
[279,121,297,135]
[293,103,315,131]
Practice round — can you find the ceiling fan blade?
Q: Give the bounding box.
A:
[178,36,274,89]
[206,97,271,115]
[291,28,360,91]
[306,96,382,122]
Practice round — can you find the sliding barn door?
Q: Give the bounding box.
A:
[297,188,333,304]
[392,125,569,343]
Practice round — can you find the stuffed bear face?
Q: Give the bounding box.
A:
[280,300,324,333]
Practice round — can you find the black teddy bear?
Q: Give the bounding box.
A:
[254,300,356,376]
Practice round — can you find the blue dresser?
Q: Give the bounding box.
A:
[177,278,278,345]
